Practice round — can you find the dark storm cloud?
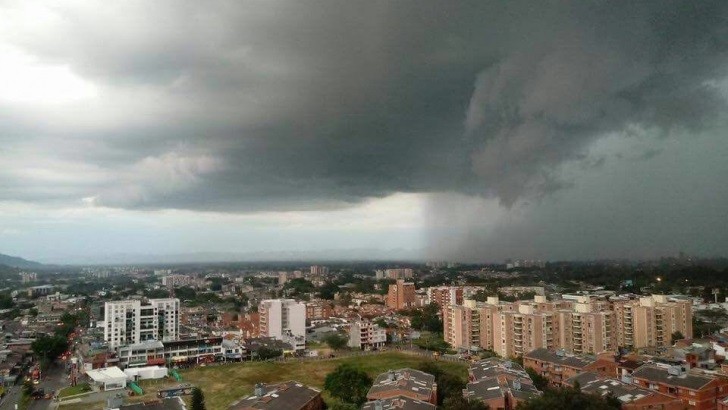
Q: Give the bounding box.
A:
[1,0,727,211]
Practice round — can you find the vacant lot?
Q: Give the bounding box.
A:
[182,352,467,409]
[59,352,467,410]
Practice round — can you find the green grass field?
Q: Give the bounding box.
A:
[58,352,467,410]
[58,383,92,398]
[181,352,467,409]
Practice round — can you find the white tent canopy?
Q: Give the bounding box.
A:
[86,366,127,391]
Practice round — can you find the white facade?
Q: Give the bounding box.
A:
[103,298,180,349]
[259,299,306,344]
[348,321,386,350]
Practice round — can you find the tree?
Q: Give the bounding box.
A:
[319,282,340,300]
[32,334,69,367]
[408,304,443,331]
[442,396,489,410]
[283,278,316,296]
[191,387,206,410]
[22,380,34,397]
[256,347,283,360]
[516,385,620,410]
[671,331,685,345]
[324,364,373,405]
[436,373,466,405]
[525,367,549,391]
[324,333,349,350]
[417,362,465,405]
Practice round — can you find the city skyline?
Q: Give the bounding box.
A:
[0,2,727,264]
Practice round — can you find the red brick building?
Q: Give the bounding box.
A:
[631,365,728,410]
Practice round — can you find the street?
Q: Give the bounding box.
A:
[0,362,67,410]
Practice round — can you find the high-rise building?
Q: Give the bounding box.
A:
[386,279,416,310]
[493,303,558,358]
[443,294,689,358]
[20,272,37,283]
[555,304,615,355]
[613,295,692,349]
[428,286,464,307]
[259,299,306,349]
[309,265,329,275]
[103,298,180,349]
[444,298,502,351]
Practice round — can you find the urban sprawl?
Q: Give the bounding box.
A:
[2,259,728,410]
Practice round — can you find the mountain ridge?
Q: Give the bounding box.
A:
[0,253,44,269]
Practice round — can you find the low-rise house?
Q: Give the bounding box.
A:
[631,365,728,409]
[229,381,324,410]
[566,372,683,410]
[348,321,386,350]
[367,369,437,405]
[361,396,436,410]
[464,358,540,410]
[523,348,616,386]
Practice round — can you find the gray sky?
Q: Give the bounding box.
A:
[0,1,726,264]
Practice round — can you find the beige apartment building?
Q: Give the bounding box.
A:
[386,279,416,310]
[555,303,615,355]
[445,294,687,357]
[613,295,692,349]
[444,299,499,351]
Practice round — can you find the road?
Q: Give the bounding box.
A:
[0,362,68,410]
[29,363,68,410]
[0,385,22,410]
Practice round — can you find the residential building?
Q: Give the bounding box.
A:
[161,275,192,288]
[493,304,558,358]
[565,372,683,410]
[386,280,416,310]
[362,397,436,410]
[444,300,499,352]
[229,381,324,410]
[19,272,37,283]
[523,348,617,386]
[310,265,329,275]
[103,298,180,349]
[444,293,692,358]
[464,358,541,410]
[259,299,306,349]
[367,369,437,405]
[631,365,728,410]
[555,302,616,355]
[613,295,693,349]
[428,286,464,307]
[306,301,333,320]
[348,321,386,350]
[383,269,414,280]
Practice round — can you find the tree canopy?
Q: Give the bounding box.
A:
[324,364,373,405]
[191,387,206,410]
[516,385,620,410]
[324,333,349,350]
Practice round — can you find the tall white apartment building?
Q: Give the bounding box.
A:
[103,298,180,348]
[259,299,306,349]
